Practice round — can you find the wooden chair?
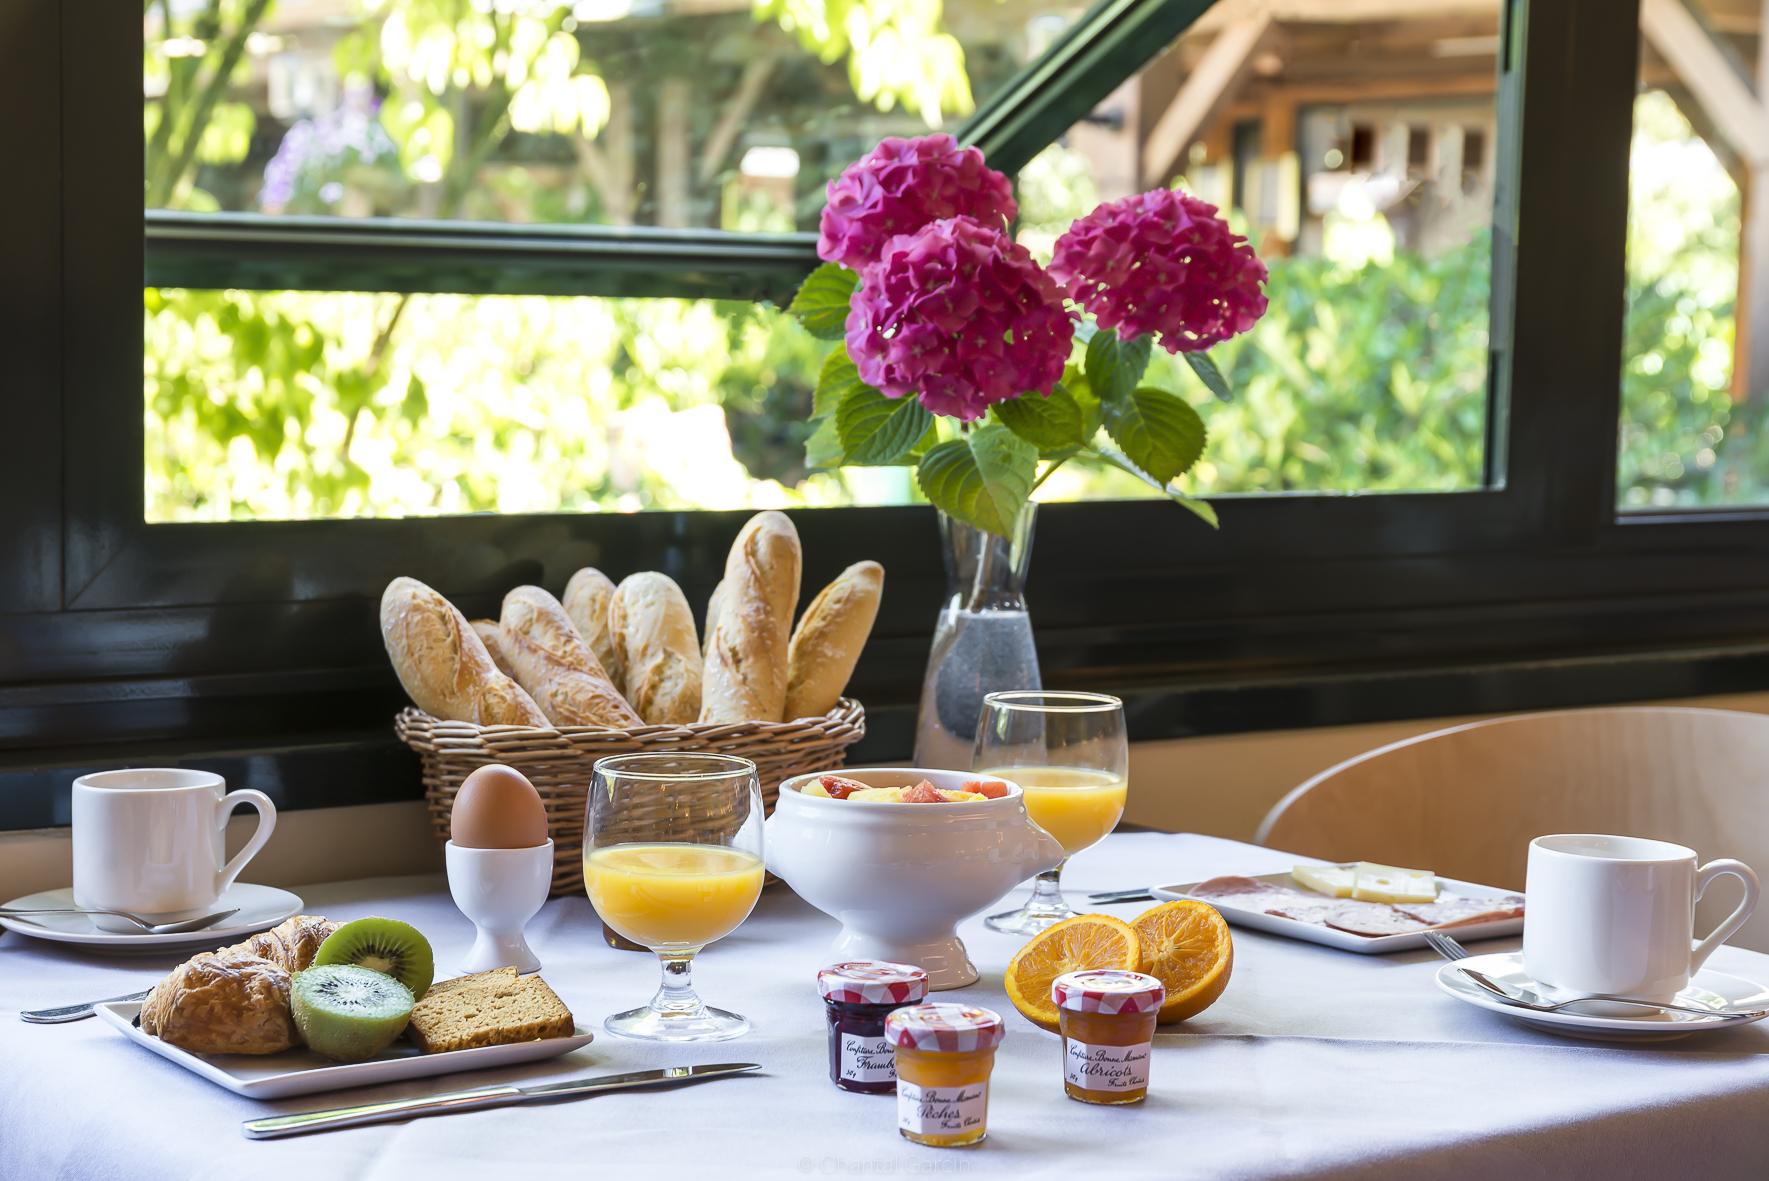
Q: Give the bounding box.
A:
[1256,707,1769,951]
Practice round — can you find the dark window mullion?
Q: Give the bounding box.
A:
[1500,0,1640,542]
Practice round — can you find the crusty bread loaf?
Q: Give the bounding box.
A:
[470,619,516,677]
[699,511,801,723]
[703,579,726,661]
[407,967,575,1053]
[381,577,547,726]
[784,561,883,719]
[562,567,623,691]
[609,573,702,725]
[499,586,643,728]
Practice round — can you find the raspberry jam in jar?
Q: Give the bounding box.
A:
[884,1003,1006,1147]
[1052,969,1166,1105]
[818,961,929,1094]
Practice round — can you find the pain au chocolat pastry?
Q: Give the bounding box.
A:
[139,916,339,1055]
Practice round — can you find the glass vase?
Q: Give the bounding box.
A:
[912,505,1042,769]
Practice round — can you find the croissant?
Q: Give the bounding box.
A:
[139,915,339,1056]
[139,953,297,1055]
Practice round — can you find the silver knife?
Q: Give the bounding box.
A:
[242,1062,762,1139]
[21,989,153,1024]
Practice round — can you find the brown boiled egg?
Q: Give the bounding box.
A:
[451,764,548,849]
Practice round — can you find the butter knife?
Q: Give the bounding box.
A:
[21,989,153,1024]
[242,1062,762,1139]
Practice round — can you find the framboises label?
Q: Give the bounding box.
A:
[839,1033,895,1084]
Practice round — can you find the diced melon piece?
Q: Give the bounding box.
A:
[902,782,945,804]
[1291,864,1356,898]
[847,786,907,804]
[963,779,1011,799]
[936,789,988,803]
[799,780,832,798]
[1350,861,1437,904]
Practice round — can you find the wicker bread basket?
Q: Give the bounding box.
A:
[398,698,866,896]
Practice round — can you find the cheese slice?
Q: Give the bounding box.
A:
[1350,861,1438,904]
[1291,864,1357,898]
[847,786,907,803]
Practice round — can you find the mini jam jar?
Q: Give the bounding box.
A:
[818,960,929,1094]
[1051,969,1166,1105]
[883,1003,1006,1148]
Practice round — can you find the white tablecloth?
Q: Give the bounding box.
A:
[4,833,1767,1180]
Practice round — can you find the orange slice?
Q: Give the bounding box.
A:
[1132,900,1233,1024]
[1003,914,1142,1032]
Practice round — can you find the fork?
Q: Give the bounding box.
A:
[0,906,239,935]
[1422,930,1764,1022]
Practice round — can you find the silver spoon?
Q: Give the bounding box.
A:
[1454,965,1765,1022]
[0,906,240,935]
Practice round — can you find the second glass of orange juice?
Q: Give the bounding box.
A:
[974,691,1128,935]
[585,753,764,1042]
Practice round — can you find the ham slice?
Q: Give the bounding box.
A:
[1393,895,1525,928]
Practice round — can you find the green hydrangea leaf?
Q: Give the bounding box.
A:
[1101,385,1206,485]
[1084,331,1152,404]
[1184,350,1233,401]
[837,387,934,465]
[813,346,870,418]
[916,424,1038,537]
[787,263,858,341]
[993,384,1087,453]
[804,416,847,470]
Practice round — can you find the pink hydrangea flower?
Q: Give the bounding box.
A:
[1049,189,1268,353]
[818,134,1018,272]
[845,216,1074,422]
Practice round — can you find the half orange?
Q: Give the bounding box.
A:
[1132,900,1233,1023]
[1003,913,1142,1032]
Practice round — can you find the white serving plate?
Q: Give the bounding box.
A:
[0,883,303,954]
[1151,867,1524,954]
[1436,951,1769,1041]
[94,1002,595,1098]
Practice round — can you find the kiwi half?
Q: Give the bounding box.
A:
[313,917,435,1000]
[291,965,415,1062]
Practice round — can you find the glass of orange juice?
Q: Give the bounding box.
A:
[585,752,765,1042]
[975,691,1128,935]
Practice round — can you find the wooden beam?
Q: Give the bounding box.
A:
[1194,0,1494,32]
[1642,0,1769,167]
[697,58,776,185]
[1141,15,1273,187]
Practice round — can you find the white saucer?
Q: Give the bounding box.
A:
[1436,951,1769,1041]
[0,883,303,954]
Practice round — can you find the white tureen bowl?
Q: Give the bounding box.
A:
[766,767,1065,989]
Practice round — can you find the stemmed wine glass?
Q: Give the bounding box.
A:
[975,691,1128,935]
[584,752,765,1042]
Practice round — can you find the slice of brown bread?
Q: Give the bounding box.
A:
[407,967,576,1053]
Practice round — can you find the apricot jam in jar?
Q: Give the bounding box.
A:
[1052,969,1166,1105]
[883,1003,1006,1147]
[817,961,929,1094]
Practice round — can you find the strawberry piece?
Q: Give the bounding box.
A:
[902,782,945,804]
[818,774,870,800]
[963,779,1010,799]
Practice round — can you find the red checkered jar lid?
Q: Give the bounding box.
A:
[883,1003,1006,1052]
[1051,969,1167,1015]
[817,961,930,1006]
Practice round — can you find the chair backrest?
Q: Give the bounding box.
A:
[1257,706,1769,951]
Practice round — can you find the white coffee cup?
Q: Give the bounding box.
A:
[1522,834,1760,1001]
[72,768,277,932]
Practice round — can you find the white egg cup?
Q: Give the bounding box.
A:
[445,839,553,975]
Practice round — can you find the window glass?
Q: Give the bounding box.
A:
[1617,6,1764,508]
[1020,2,1498,500]
[144,288,930,521]
[143,0,1086,230]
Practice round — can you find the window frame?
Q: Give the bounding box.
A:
[8,0,1769,832]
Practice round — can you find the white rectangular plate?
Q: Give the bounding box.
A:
[1151,868,1524,954]
[94,1002,594,1098]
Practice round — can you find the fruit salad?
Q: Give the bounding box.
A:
[799,774,1011,803]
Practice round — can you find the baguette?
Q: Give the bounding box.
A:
[703,579,726,661]
[562,567,623,691]
[499,585,643,728]
[784,561,883,719]
[470,619,515,677]
[699,511,801,723]
[380,577,547,726]
[609,573,703,725]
